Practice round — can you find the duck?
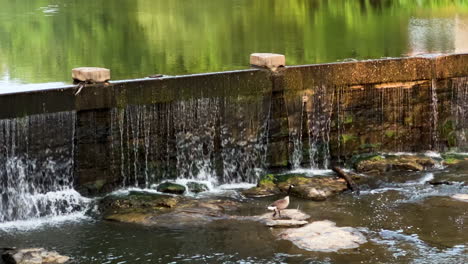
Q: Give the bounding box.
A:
[267,184,294,218]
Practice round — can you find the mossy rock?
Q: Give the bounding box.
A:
[186,182,209,193]
[441,153,468,165]
[157,182,186,194]
[355,155,436,173]
[277,176,348,201]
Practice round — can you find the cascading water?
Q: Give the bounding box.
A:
[451,77,468,150]
[305,85,335,169]
[109,95,271,188]
[0,111,89,223]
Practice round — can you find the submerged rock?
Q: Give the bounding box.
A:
[156,182,186,194]
[451,194,468,202]
[355,155,436,173]
[186,182,209,193]
[243,173,348,200]
[277,220,367,252]
[2,248,69,264]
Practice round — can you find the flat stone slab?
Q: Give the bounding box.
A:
[264,219,308,227]
[277,220,367,252]
[72,67,110,83]
[236,209,311,227]
[250,53,285,71]
[451,194,468,202]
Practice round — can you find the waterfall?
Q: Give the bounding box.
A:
[0,112,89,223]
[431,79,439,150]
[109,95,271,187]
[451,77,468,150]
[305,85,335,169]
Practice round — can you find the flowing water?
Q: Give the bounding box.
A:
[0,160,467,263]
[0,112,89,223]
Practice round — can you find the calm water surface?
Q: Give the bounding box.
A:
[1,0,468,88]
[1,161,467,264]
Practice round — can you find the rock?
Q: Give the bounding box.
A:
[186,182,209,193]
[264,219,308,227]
[277,176,348,201]
[238,209,311,227]
[72,67,110,83]
[242,174,281,197]
[451,194,468,202]
[277,220,367,252]
[356,155,436,173]
[2,248,70,264]
[243,173,348,200]
[156,182,186,194]
[101,193,241,227]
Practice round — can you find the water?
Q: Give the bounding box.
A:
[109,96,270,187]
[0,161,467,263]
[0,112,89,222]
[1,0,468,88]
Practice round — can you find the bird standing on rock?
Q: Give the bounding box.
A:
[267,184,294,218]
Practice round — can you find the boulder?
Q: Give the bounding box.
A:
[356,155,436,173]
[451,194,468,202]
[100,192,240,227]
[243,173,348,200]
[186,182,209,193]
[278,176,348,201]
[2,248,69,264]
[277,220,367,252]
[242,174,281,197]
[156,182,186,194]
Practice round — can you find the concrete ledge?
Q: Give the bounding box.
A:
[72,67,111,83]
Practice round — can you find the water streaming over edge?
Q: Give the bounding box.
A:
[0,111,90,223]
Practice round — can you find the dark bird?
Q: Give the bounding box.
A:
[267,184,294,218]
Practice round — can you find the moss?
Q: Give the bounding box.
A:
[404,116,413,126]
[258,174,275,187]
[340,134,358,144]
[441,153,468,165]
[343,115,353,124]
[349,153,384,168]
[444,158,459,165]
[385,130,396,138]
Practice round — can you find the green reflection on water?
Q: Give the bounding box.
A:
[0,0,468,86]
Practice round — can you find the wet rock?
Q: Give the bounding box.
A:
[278,176,348,201]
[242,174,281,197]
[156,182,186,194]
[277,220,367,252]
[101,193,240,227]
[356,155,436,173]
[451,194,468,202]
[2,248,70,264]
[248,209,310,227]
[99,192,182,212]
[186,182,209,193]
[243,173,348,200]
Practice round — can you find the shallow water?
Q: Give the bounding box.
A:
[1,161,467,263]
[1,0,468,88]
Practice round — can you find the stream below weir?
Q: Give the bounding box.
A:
[1,160,467,264]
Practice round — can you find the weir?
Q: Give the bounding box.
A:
[1,53,468,222]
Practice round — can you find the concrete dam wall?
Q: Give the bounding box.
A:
[1,53,468,198]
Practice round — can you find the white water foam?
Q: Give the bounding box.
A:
[0,211,92,232]
[283,168,334,176]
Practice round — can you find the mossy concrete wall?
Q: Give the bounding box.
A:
[1,54,468,193]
